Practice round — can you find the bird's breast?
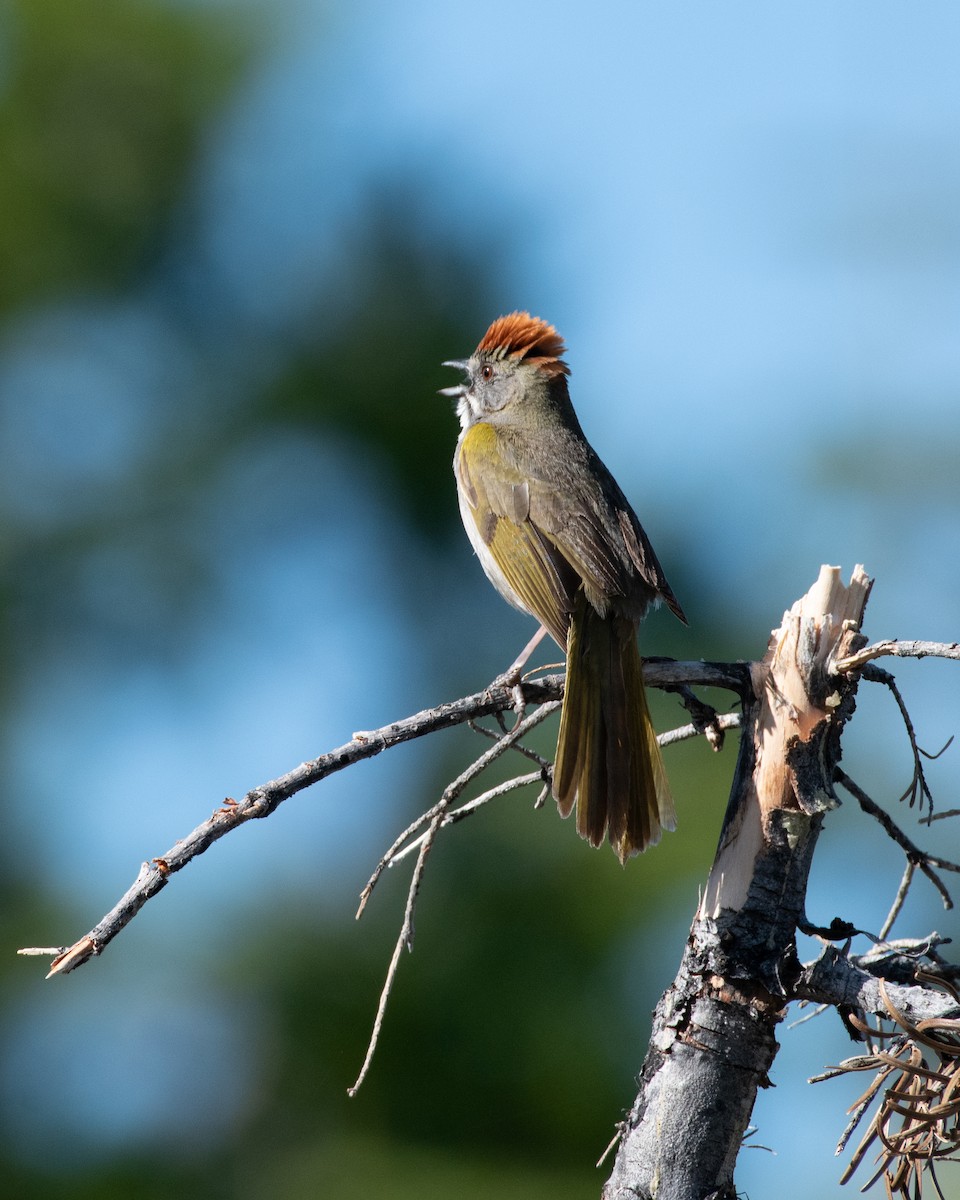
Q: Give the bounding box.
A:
[455,424,531,616]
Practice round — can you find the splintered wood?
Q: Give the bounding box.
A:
[700,564,873,919]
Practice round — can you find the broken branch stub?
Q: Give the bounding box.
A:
[603,565,873,1200]
[701,563,872,919]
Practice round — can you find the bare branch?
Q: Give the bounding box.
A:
[348,814,439,1097]
[388,772,548,867]
[659,678,731,750]
[368,708,744,889]
[835,770,960,911]
[659,711,742,748]
[350,700,747,1090]
[833,639,960,673]
[818,978,960,1197]
[349,695,746,1090]
[467,717,553,772]
[442,711,743,812]
[348,699,570,1092]
[356,701,560,918]
[21,660,743,978]
[880,862,916,941]
[862,663,948,816]
[349,762,546,1095]
[797,944,960,1027]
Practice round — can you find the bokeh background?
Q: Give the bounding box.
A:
[2,1,959,1197]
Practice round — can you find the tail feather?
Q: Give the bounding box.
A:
[554,592,675,863]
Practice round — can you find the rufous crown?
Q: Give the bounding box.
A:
[476,312,570,379]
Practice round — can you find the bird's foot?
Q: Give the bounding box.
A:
[490,625,549,719]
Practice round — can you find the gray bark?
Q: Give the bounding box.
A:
[603,566,872,1199]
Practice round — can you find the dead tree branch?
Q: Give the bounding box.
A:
[356,700,561,919]
[860,663,952,816]
[833,639,960,673]
[19,660,742,978]
[810,976,960,1199]
[349,700,564,1094]
[836,769,960,911]
[603,565,874,1200]
[602,567,960,1200]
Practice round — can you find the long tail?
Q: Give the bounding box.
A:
[553,592,676,863]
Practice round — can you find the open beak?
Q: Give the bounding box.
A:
[438,359,469,398]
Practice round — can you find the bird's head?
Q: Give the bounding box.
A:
[441,312,570,430]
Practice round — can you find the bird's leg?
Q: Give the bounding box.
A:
[492,624,548,718]
[502,624,548,683]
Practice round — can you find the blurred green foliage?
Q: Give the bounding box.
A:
[0,0,244,312]
[261,208,495,539]
[0,2,737,1197]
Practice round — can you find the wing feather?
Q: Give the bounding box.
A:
[458,426,575,646]
[458,419,683,639]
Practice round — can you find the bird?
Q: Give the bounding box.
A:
[441,312,685,863]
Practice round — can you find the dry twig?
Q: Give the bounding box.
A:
[350,699,591,1093]
[880,863,918,943]
[861,664,953,818]
[835,770,960,914]
[348,698,747,1091]
[355,702,560,919]
[823,977,960,1199]
[659,711,741,748]
[833,640,960,674]
[387,773,550,867]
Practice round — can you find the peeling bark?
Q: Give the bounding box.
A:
[603,566,872,1199]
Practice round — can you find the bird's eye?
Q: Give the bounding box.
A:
[480,364,494,381]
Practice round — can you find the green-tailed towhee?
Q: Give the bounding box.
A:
[441,312,685,863]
